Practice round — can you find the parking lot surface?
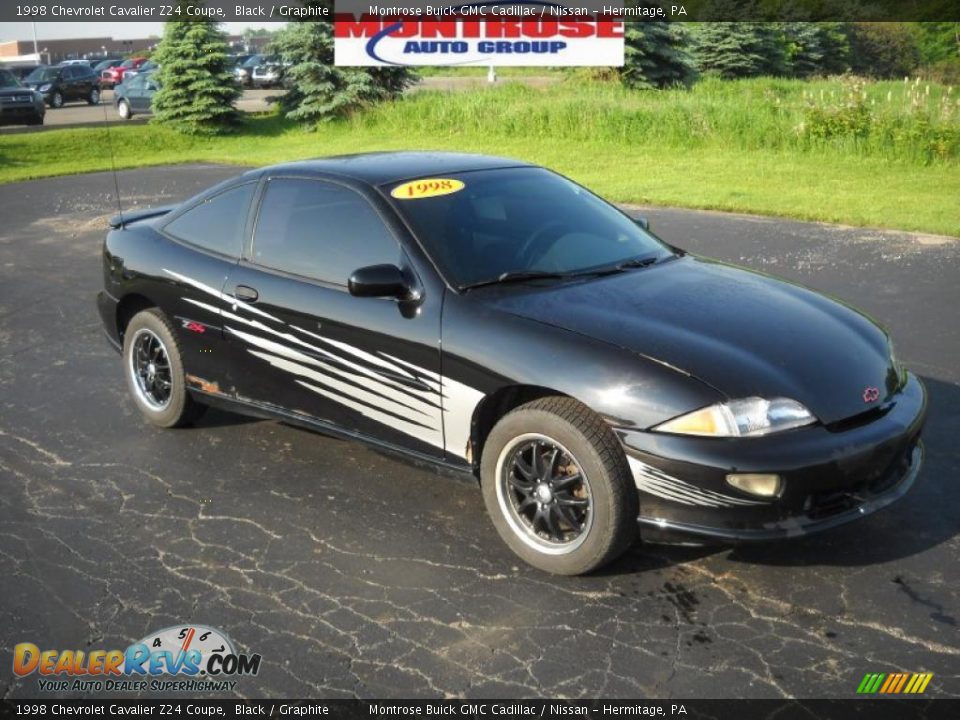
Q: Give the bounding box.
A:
[1,165,957,699]
[0,79,556,132]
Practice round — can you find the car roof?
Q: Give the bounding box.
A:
[254,151,533,186]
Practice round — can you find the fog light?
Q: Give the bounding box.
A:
[726,473,782,498]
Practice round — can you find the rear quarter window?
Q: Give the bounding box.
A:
[163,183,255,259]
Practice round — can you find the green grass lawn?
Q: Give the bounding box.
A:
[2,77,957,236]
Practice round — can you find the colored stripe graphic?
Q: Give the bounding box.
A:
[857,672,932,694]
[893,673,909,693]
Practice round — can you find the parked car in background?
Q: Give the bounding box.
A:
[92,58,124,74]
[101,57,148,89]
[123,60,159,84]
[114,72,159,119]
[228,54,253,70]
[233,54,264,87]
[60,59,92,67]
[0,68,45,126]
[251,57,289,89]
[22,64,100,108]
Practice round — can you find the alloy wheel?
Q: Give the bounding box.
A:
[128,328,173,411]
[496,433,593,554]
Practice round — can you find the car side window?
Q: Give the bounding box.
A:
[252,177,400,286]
[163,183,255,258]
[127,74,145,90]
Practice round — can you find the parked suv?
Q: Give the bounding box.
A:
[0,68,45,126]
[251,57,289,89]
[233,54,264,87]
[22,64,101,108]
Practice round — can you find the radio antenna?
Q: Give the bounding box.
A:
[101,83,124,227]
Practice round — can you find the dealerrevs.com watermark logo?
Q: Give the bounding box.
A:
[13,625,261,693]
[334,6,626,67]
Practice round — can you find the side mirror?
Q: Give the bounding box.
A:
[348,264,413,300]
[634,216,650,231]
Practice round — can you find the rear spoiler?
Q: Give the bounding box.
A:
[109,204,178,230]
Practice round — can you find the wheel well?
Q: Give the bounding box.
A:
[115,294,156,341]
[469,385,570,480]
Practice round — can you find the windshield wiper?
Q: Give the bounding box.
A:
[574,254,661,278]
[459,270,570,292]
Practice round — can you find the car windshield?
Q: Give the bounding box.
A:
[25,67,58,82]
[120,59,137,68]
[387,167,672,289]
[242,56,262,67]
[0,69,20,87]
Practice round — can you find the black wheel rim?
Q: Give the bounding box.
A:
[497,434,592,554]
[129,329,172,411]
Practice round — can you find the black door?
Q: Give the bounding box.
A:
[154,182,257,391]
[222,176,446,458]
[62,67,81,101]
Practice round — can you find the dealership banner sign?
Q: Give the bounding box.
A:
[334,5,626,67]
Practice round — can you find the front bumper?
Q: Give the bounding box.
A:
[0,103,44,123]
[618,373,927,541]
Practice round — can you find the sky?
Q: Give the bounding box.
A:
[0,22,286,42]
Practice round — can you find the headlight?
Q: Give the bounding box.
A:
[654,397,816,437]
[39,84,51,92]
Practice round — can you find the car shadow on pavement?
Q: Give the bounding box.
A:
[192,406,263,429]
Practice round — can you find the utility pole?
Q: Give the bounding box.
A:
[31,22,39,60]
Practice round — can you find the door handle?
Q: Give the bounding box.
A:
[234,285,259,302]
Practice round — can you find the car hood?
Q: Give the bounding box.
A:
[484,255,899,426]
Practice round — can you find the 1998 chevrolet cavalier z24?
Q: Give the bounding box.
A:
[97,153,927,575]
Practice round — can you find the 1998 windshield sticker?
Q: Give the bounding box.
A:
[13,624,261,693]
[391,178,465,199]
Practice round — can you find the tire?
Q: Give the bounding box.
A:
[88,88,100,105]
[123,308,205,428]
[49,91,64,109]
[27,114,44,126]
[117,99,132,120]
[480,396,638,575]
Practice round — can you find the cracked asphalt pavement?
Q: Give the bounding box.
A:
[1,165,958,699]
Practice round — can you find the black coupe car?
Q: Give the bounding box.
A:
[97,153,926,575]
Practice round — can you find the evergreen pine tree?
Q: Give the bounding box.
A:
[151,1,241,134]
[816,22,851,75]
[693,22,787,79]
[270,19,415,125]
[783,22,827,77]
[620,21,696,89]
